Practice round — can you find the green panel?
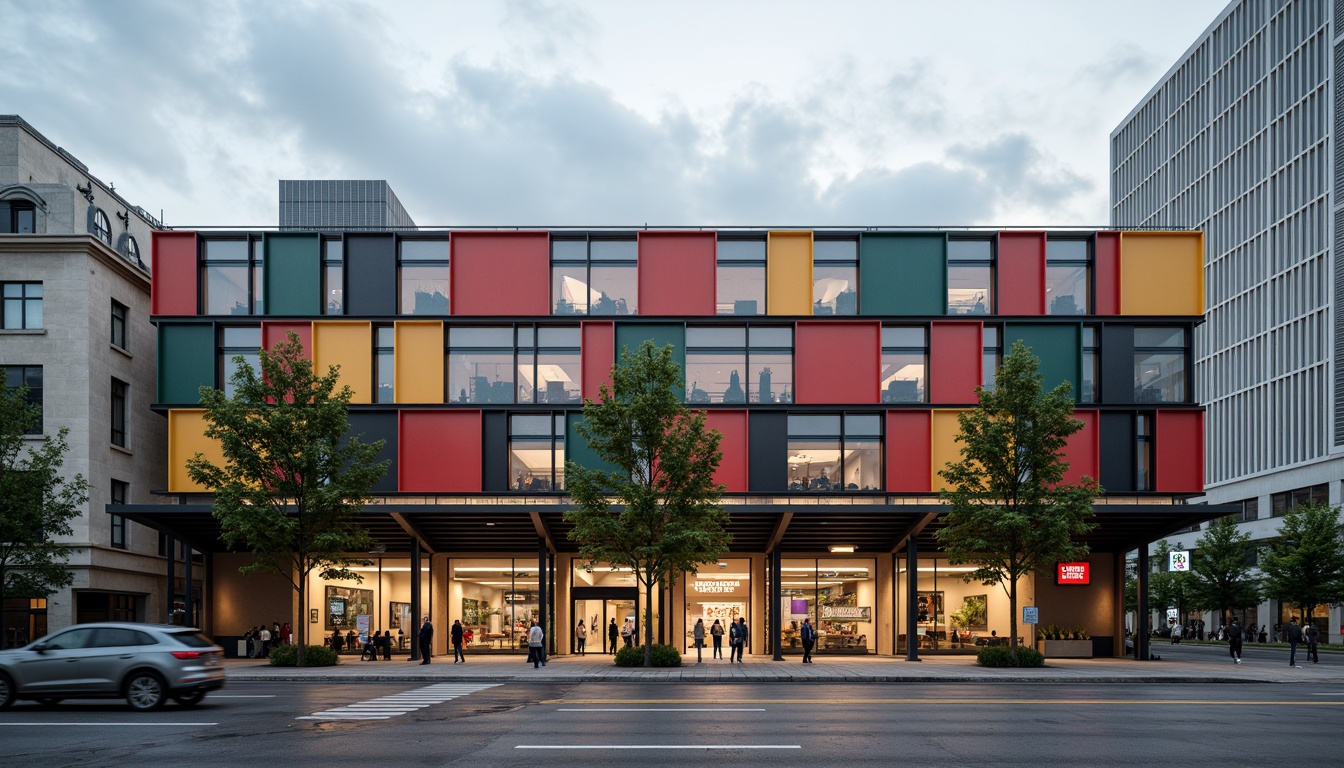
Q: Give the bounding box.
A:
[614,322,685,402]
[263,233,321,316]
[859,233,946,316]
[566,411,619,475]
[158,323,216,405]
[1004,323,1081,398]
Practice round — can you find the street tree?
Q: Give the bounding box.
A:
[1149,539,1198,629]
[1188,515,1260,627]
[936,341,1100,659]
[186,334,387,665]
[0,370,88,645]
[1258,501,1344,625]
[564,341,731,666]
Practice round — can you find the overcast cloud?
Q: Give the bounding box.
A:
[0,0,1229,228]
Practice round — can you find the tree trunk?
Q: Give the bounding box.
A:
[1009,575,1019,662]
[643,567,655,667]
[297,580,306,666]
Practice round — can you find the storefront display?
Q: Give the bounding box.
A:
[685,559,750,650]
[780,558,875,654]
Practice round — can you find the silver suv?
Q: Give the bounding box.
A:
[0,622,225,710]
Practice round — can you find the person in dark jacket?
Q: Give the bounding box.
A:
[800,618,817,664]
[1226,617,1242,664]
[1285,617,1304,668]
[418,616,434,665]
[608,618,619,655]
[731,617,749,663]
[451,619,466,663]
[1304,622,1320,664]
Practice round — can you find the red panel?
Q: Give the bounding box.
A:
[637,231,716,316]
[449,231,550,315]
[704,410,748,492]
[886,410,931,493]
[1094,231,1120,315]
[929,321,982,404]
[581,321,614,402]
[262,322,312,359]
[151,231,198,316]
[1060,410,1099,486]
[794,321,880,404]
[1156,410,1204,493]
[398,410,482,492]
[996,231,1046,315]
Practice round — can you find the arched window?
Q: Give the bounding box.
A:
[93,208,112,245]
[125,235,141,263]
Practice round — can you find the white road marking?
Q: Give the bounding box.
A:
[298,682,500,721]
[209,695,276,698]
[0,722,217,727]
[556,708,766,712]
[516,745,801,750]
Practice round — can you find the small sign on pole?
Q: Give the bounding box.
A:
[1023,606,1039,625]
[1169,550,1190,572]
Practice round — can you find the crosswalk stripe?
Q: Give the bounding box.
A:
[297,682,501,721]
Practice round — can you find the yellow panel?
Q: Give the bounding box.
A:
[313,321,373,404]
[930,409,971,492]
[395,321,444,404]
[1119,231,1204,316]
[767,231,814,315]
[168,409,223,493]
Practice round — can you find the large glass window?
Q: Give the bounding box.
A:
[374,326,394,404]
[219,326,261,398]
[2,282,42,329]
[683,558,751,652]
[1134,327,1187,402]
[1,201,37,233]
[519,326,581,404]
[110,300,127,350]
[509,413,566,491]
[5,365,42,434]
[110,480,128,550]
[982,325,1001,392]
[900,557,1015,654]
[813,239,858,316]
[1270,484,1328,517]
[93,208,112,245]
[1046,239,1090,315]
[551,237,637,316]
[1081,324,1099,403]
[881,326,927,403]
[782,558,875,655]
[1136,412,1153,491]
[252,239,265,316]
[399,239,449,315]
[716,238,765,315]
[452,559,543,654]
[111,377,128,447]
[685,325,792,404]
[448,327,514,403]
[787,413,881,491]
[201,238,257,315]
[323,238,344,315]
[947,238,993,315]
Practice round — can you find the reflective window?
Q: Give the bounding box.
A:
[219,326,261,398]
[716,238,766,315]
[947,239,993,315]
[111,377,128,447]
[813,239,858,316]
[1046,239,1090,315]
[323,239,344,315]
[781,558,875,655]
[93,208,112,245]
[982,325,1001,392]
[881,326,927,403]
[1135,413,1153,491]
[252,240,265,315]
[519,326,581,404]
[110,479,128,550]
[399,239,449,315]
[1134,327,1187,402]
[6,365,42,434]
[375,326,394,404]
[2,201,37,233]
[44,627,97,650]
[201,238,258,315]
[110,300,128,350]
[125,236,141,265]
[510,413,566,491]
[686,325,792,404]
[2,282,42,329]
[448,326,514,404]
[1081,325,1099,403]
[551,237,637,315]
[787,413,882,491]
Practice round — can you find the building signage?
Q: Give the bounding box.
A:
[1169,551,1190,572]
[1056,561,1091,585]
[692,580,742,594]
[820,605,871,621]
[1023,606,1039,625]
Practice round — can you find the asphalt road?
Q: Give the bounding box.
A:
[3,680,1341,766]
[1145,639,1339,667]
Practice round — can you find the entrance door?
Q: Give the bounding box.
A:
[573,587,637,655]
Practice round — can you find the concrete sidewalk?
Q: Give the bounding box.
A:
[222,651,1344,685]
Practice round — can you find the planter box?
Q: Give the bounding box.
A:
[1038,639,1092,658]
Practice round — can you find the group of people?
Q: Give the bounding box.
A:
[358,630,397,661]
[686,617,751,663]
[242,622,290,658]
[1221,616,1321,666]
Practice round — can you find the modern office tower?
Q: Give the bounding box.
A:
[130,226,1218,659]
[0,115,174,643]
[1110,0,1339,637]
[278,180,416,231]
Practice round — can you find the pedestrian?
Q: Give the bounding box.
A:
[1304,622,1320,664]
[273,622,281,645]
[451,619,466,663]
[258,624,272,657]
[575,619,587,656]
[243,626,256,658]
[800,617,816,663]
[362,631,378,661]
[1258,625,1267,644]
[710,619,724,659]
[528,619,546,668]
[1170,621,1182,645]
[608,618,619,654]
[1272,623,1282,643]
[381,630,392,660]
[732,617,748,663]
[1285,617,1303,668]
[418,615,434,665]
[1227,617,1242,665]
[331,628,343,653]
[693,618,705,664]
[622,618,634,648]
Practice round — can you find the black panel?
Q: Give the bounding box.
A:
[1100,324,1135,405]
[748,411,787,492]
[347,411,398,493]
[482,411,508,492]
[1099,411,1134,493]
[345,233,396,316]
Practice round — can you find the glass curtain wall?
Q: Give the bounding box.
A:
[684,558,751,652]
[311,557,429,656]
[813,239,858,315]
[899,556,1020,654]
[781,558,875,655]
[716,238,766,315]
[450,559,543,654]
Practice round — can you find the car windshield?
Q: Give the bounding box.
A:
[168,630,216,648]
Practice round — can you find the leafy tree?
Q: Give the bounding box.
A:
[0,370,88,646]
[936,341,1100,659]
[564,341,731,666]
[1258,501,1344,625]
[1149,539,1198,626]
[186,334,387,665]
[1188,515,1260,626]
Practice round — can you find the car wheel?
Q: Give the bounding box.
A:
[125,671,166,711]
[35,697,63,707]
[172,690,206,707]
[0,673,13,709]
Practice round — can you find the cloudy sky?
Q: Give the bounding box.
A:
[2,0,1229,229]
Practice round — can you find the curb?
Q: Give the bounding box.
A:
[222,672,1300,685]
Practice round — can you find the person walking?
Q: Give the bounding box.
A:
[418,615,434,665]
[1170,621,1182,645]
[575,619,588,656]
[280,622,291,646]
[528,619,546,668]
[258,624,272,658]
[608,618,619,654]
[451,619,466,663]
[622,618,634,648]
[800,617,816,663]
[381,630,392,660]
[1285,617,1304,668]
[1226,617,1243,664]
[710,619,724,659]
[732,617,748,663]
[1304,622,1320,664]
[693,618,705,664]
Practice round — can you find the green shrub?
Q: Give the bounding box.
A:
[976,645,1045,667]
[648,644,683,667]
[614,645,644,667]
[1015,647,1045,667]
[1038,624,1091,641]
[268,644,339,667]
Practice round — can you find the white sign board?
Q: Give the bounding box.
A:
[356,614,370,643]
[1166,608,1179,620]
[1169,550,1191,572]
[1022,606,1039,625]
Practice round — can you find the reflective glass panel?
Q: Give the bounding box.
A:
[324,264,344,315]
[687,326,746,348]
[788,414,841,436]
[400,265,449,315]
[1046,240,1088,260]
[882,326,925,348]
[551,240,588,261]
[203,240,248,261]
[1134,352,1185,402]
[517,327,535,348]
[844,414,881,436]
[947,264,991,315]
[749,351,792,404]
[844,438,882,490]
[510,414,553,436]
[590,240,637,261]
[589,263,636,315]
[947,240,992,261]
[400,240,449,260]
[448,351,515,403]
[1046,264,1089,315]
[814,264,857,315]
[788,438,842,491]
[376,350,394,403]
[204,264,250,315]
[717,263,766,315]
[511,439,556,490]
[1135,327,1185,347]
[716,240,766,261]
[749,327,791,348]
[449,327,514,348]
[529,351,581,404]
[814,240,857,261]
[537,326,580,347]
[553,263,590,315]
[252,241,264,315]
[881,351,926,402]
[222,352,260,398]
[686,351,748,404]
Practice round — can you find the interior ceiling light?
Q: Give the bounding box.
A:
[829,545,856,553]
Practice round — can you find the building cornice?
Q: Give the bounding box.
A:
[0,234,151,291]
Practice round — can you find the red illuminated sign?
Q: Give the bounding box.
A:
[1056,562,1090,585]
